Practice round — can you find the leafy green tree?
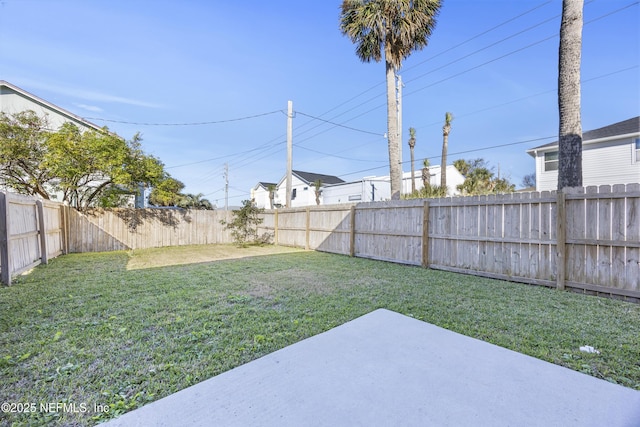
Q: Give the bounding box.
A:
[46,125,164,208]
[220,199,265,247]
[454,159,515,195]
[340,0,441,200]
[0,111,165,208]
[148,175,185,207]
[0,111,54,199]
[178,193,214,210]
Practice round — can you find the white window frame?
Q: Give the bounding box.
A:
[544,151,559,172]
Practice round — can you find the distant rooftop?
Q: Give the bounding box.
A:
[529,116,640,152]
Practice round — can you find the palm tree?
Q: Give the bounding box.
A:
[267,184,276,209]
[340,0,441,200]
[440,112,452,194]
[557,0,584,190]
[313,179,323,205]
[408,127,417,193]
[421,158,430,191]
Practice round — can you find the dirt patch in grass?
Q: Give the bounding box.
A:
[126,244,305,270]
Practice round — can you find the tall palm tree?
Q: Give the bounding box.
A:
[340,0,441,200]
[440,112,452,193]
[557,0,583,190]
[408,127,417,193]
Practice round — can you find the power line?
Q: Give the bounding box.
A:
[83,109,283,126]
[294,111,383,136]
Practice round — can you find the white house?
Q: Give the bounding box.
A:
[250,182,277,209]
[0,80,103,133]
[251,165,465,208]
[321,165,465,205]
[251,170,345,209]
[527,117,640,191]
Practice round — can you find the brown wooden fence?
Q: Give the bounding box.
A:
[0,192,68,285]
[67,208,233,252]
[261,184,640,302]
[3,185,639,302]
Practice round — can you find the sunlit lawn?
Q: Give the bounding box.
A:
[1,245,639,426]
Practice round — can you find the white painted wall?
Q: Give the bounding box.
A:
[533,137,640,191]
[0,85,98,132]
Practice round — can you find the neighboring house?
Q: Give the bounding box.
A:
[527,116,640,191]
[252,165,465,208]
[250,182,277,209]
[0,80,103,133]
[322,166,464,205]
[276,170,345,208]
[322,176,391,204]
[400,165,465,197]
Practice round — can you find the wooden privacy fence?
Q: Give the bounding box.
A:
[67,208,234,252]
[262,184,640,302]
[3,185,639,302]
[0,192,68,285]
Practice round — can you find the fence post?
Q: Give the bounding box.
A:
[349,205,356,257]
[422,201,430,268]
[556,190,566,290]
[36,200,49,264]
[0,192,11,285]
[60,205,69,255]
[274,209,279,245]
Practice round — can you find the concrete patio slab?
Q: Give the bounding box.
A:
[101,309,640,427]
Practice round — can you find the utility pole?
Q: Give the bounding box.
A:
[396,73,403,195]
[224,163,229,211]
[286,100,293,208]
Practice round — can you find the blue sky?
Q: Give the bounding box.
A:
[1,0,638,206]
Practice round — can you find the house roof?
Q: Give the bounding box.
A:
[0,80,104,132]
[527,116,640,154]
[292,170,345,185]
[253,182,277,190]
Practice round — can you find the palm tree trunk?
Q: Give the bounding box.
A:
[410,147,416,193]
[386,58,401,200]
[557,0,583,190]
[441,135,448,193]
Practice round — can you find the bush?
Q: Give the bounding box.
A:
[220,200,266,247]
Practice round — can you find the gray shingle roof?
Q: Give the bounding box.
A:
[292,170,345,185]
[530,116,639,151]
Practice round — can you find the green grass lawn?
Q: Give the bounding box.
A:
[1,246,639,426]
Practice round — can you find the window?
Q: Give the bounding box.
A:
[291,188,297,200]
[635,138,640,163]
[544,151,558,171]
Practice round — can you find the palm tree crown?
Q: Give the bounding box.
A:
[340,0,441,199]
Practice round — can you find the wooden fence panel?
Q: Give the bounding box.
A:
[0,192,66,285]
[274,209,307,248]
[625,184,640,292]
[354,201,423,265]
[311,206,352,255]
[67,208,233,252]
